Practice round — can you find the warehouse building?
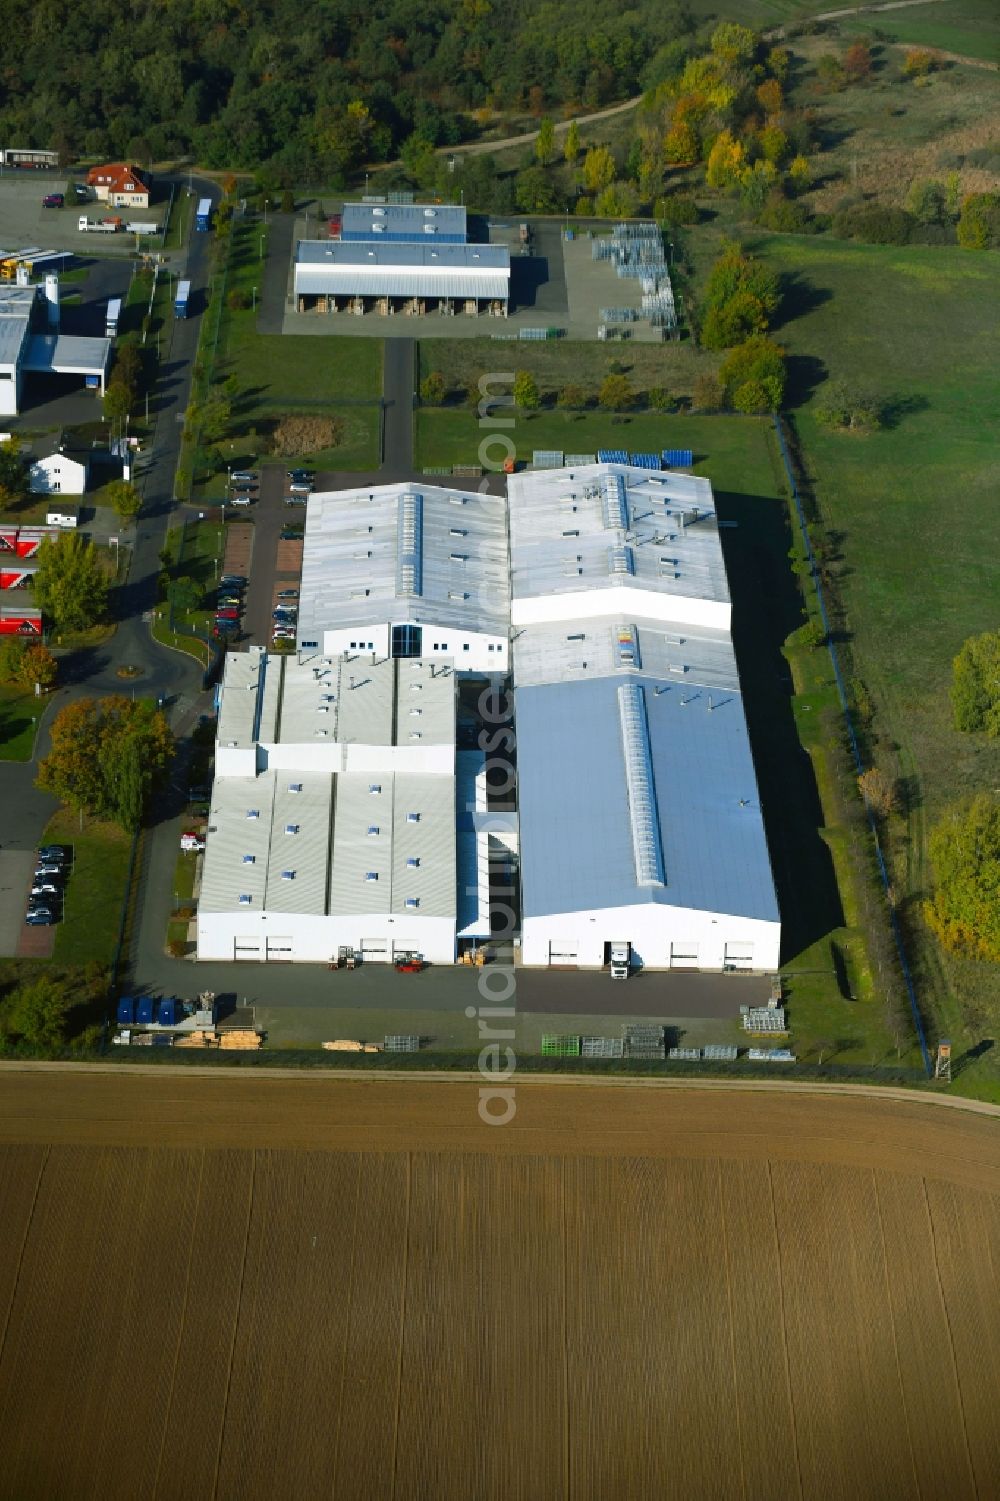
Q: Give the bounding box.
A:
[340,201,467,243]
[296,482,510,672]
[293,241,510,318]
[508,464,781,972]
[197,649,475,965]
[0,281,110,416]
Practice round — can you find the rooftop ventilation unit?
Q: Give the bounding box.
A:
[238,893,252,905]
[369,783,382,794]
[407,812,420,823]
[367,826,380,836]
[407,857,420,868]
[365,872,379,881]
[405,897,419,908]
[281,870,295,880]
[608,545,634,578]
[242,854,255,865]
[285,824,299,835]
[246,809,259,820]
[602,473,628,532]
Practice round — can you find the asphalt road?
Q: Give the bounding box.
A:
[382,338,414,476]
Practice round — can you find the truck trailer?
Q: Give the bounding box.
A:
[174,279,191,318]
[105,297,121,338]
[125,222,158,236]
[195,198,212,232]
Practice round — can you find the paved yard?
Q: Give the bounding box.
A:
[0,851,36,957]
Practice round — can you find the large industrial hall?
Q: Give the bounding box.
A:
[198,464,780,971]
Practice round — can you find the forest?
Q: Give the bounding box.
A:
[0,0,695,179]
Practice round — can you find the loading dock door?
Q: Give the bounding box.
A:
[361,937,390,963]
[266,937,294,962]
[234,938,264,962]
[669,942,699,969]
[548,939,579,967]
[724,941,754,970]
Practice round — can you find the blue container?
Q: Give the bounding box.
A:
[116,996,135,1025]
[136,995,154,1025]
[157,997,178,1027]
[565,229,574,241]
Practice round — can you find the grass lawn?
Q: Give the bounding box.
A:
[845,0,1000,64]
[750,230,1000,1093]
[418,407,710,468]
[158,518,225,652]
[417,337,711,406]
[44,809,133,968]
[0,685,43,761]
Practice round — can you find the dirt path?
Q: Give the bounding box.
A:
[441,94,643,160]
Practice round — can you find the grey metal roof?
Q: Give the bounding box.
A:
[199,771,332,916]
[0,284,34,367]
[295,239,509,300]
[23,333,111,375]
[217,650,455,751]
[515,673,779,924]
[298,484,509,640]
[513,617,740,691]
[329,773,455,917]
[341,201,467,240]
[508,464,729,612]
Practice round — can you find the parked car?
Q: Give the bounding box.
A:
[287,468,313,482]
[180,832,205,853]
[230,471,257,484]
[280,527,303,540]
[284,495,307,507]
[230,495,253,508]
[25,910,57,926]
[42,192,64,208]
[273,610,297,622]
[217,593,243,607]
[34,864,65,880]
[213,621,239,638]
[277,589,299,600]
[30,882,62,897]
[37,845,70,863]
[287,482,312,496]
[220,574,246,587]
[272,629,296,641]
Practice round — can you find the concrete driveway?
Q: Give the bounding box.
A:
[0,851,37,957]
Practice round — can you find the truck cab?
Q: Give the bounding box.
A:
[610,942,631,981]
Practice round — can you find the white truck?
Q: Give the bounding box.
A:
[78,214,122,233]
[610,942,631,981]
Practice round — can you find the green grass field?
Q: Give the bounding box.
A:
[44,809,133,968]
[418,337,711,405]
[0,685,42,762]
[748,230,1000,1090]
[845,0,1000,64]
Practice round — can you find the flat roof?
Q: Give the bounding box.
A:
[341,201,467,240]
[23,333,111,376]
[516,672,778,925]
[0,284,34,368]
[295,240,509,300]
[199,771,332,917]
[297,484,509,640]
[507,464,729,611]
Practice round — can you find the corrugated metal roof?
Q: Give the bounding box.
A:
[515,673,779,924]
[295,239,509,300]
[508,464,728,613]
[298,484,509,640]
[329,773,455,917]
[0,284,34,368]
[513,617,740,691]
[23,333,111,375]
[341,201,467,241]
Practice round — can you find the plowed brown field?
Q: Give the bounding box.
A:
[1,1068,999,1501]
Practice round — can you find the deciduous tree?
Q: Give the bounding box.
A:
[513,371,540,410]
[581,146,615,193]
[33,535,109,635]
[951,630,1000,735]
[37,696,173,830]
[598,373,635,411]
[718,335,786,410]
[535,117,556,166]
[925,796,1000,962]
[105,480,141,522]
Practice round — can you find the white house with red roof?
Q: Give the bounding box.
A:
[85,163,149,208]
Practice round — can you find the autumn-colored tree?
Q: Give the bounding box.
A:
[37,696,174,830]
[903,48,937,78]
[787,155,812,193]
[767,46,790,81]
[710,22,757,68]
[557,383,587,409]
[419,371,447,406]
[103,382,131,423]
[756,79,783,118]
[19,643,57,690]
[858,767,899,819]
[4,977,74,1049]
[758,124,790,167]
[513,370,540,410]
[598,373,635,411]
[739,160,779,216]
[925,796,1000,961]
[581,145,615,193]
[595,181,638,218]
[691,373,725,411]
[574,195,594,216]
[564,120,581,163]
[664,121,699,165]
[957,193,1000,250]
[816,54,846,92]
[33,534,109,635]
[705,129,745,191]
[535,116,555,166]
[843,40,873,82]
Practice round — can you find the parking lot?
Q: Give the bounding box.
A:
[0,172,165,257]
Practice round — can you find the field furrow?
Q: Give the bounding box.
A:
[717,1158,802,1501]
[770,1161,914,1501]
[215,1150,361,1501]
[924,1179,1000,1494]
[0,1145,47,1352]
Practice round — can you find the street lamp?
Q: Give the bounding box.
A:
[252,286,257,312]
[259,234,265,260]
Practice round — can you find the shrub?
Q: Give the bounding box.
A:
[951,630,1000,735]
[271,415,344,455]
[815,380,884,433]
[718,335,786,409]
[858,767,899,818]
[557,384,587,409]
[419,371,447,406]
[598,374,636,411]
[903,48,937,78]
[691,373,725,411]
[227,288,251,311]
[831,202,914,245]
[655,194,700,226]
[957,192,1000,250]
[647,387,676,413]
[925,796,1000,961]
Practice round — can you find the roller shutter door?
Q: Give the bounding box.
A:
[361,937,390,962]
[669,942,699,969]
[548,939,579,966]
